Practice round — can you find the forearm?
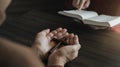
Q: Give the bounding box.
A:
[0,38,45,67]
[0,0,11,25]
[0,0,11,11]
[31,44,49,65]
[0,10,5,24]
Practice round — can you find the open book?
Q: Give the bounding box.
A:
[58,10,120,27]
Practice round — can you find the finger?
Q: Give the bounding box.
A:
[51,30,57,35]
[67,34,71,44]
[78,0,86,10]
[48,28,62,39]
[58,28,67,38]
[49,30,57,38]
[72,35,81,50]
[56,27,63,32]
[48,33,54,38]
[74,35,79,44]
[57,28,67,36]
[72,0,78,8]
[37,29,50,36]
[64,33,69,44]
[63,32,69,39]
[70,33,74,45]
[54,28,68,39]
[82,0,90,9]
[85,0,90,8]
[76,0,81,6]
[62,28,67,33]
[64,32,69,37]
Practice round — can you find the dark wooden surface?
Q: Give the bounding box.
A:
[1,10,120,67]
[6,0,66,19]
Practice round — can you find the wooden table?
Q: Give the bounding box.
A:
[0,10,120,67]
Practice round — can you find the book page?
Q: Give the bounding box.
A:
[86,15,119,22]
[63,10,98,20]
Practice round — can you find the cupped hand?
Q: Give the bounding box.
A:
[32,28,68,60]
[47,34,81,67]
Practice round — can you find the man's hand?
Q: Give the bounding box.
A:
[47,34,81,67]
[72,0,90,10]
[32,28,68,60]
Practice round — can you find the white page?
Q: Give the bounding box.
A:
[63,10,98,19]
[86,15,119,22]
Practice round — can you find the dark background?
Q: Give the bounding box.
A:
[1,0,120,67]
[6,0,120,18]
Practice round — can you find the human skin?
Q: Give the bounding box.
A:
[47,33,81,67]
[0,37,45,67]
[32,28,81,67]
[0,28,80,67]
[32,28,68,61]
[72,0,90,10]
[0,0,11,25]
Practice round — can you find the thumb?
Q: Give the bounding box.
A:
[37,29,50,36]
[42,29,50,34]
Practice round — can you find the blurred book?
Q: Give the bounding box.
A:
[58,10,120,27]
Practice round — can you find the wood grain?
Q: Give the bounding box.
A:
[1,10,120,67]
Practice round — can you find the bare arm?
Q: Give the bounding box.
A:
[0,0,11,11]
[0,37,45,67]
[0,0,11,25]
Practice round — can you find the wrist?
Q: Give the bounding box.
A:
[47,54,67,67]
[48,65,63,67]
[31,45,45,59]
